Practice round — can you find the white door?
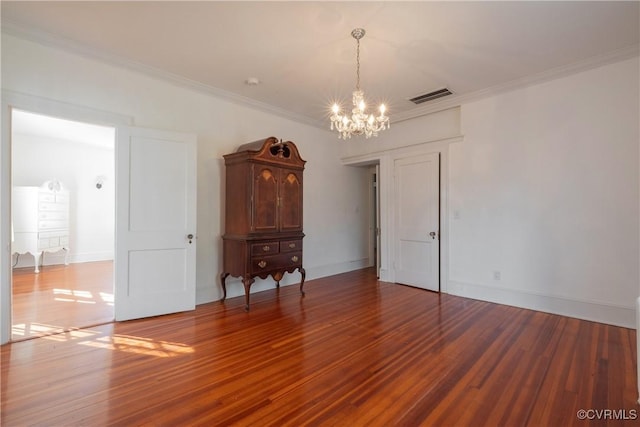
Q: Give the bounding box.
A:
[394,153,439,291]
[115,127,197,321]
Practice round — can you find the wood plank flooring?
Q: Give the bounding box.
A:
[12,261,114,340]
[1,268,637,426]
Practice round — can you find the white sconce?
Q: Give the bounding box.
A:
[95,175,107,189]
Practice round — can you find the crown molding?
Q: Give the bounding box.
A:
[3,19,638,129]
[391,44,640,124]
[1,20,321,128]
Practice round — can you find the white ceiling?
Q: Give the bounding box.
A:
[12,109,115,149]
[2,1,639,127]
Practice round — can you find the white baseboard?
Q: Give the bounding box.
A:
[447,280,635,329]
[68,252,114,264]
[196,258,371,305]
[12,251,113,268]
[304,258,371,282]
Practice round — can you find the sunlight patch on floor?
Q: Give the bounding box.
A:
[79,334,195,357]
[52,288,113,305]
[13,322,56,336]
[12,324,193,357]
[44,329,102,341]
[12,323,101,339]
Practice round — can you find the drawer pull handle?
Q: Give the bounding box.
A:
[258,261,267,268]
[291,256,299,263]
[262,245,270,252]
[288,243,296,248]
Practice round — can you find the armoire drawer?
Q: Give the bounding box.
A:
[40,192,69,204]
[251,252,302,274]
[38,193,56,203]
[39,202,68,212]
[39,230,68,239]
[39,211,67,221]
[55,194,69,204]
[280,239,302,253]
[39,220,68,230]
[38,237,60,249]
[251,241,279,255]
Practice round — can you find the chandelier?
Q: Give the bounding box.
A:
[330,28,389,139]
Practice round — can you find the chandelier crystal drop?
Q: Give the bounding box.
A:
[330,28,389,139]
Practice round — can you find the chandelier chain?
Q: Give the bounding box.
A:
[356,37,360,91]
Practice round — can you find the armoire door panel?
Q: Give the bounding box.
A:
[279,169,303,231]
[252,166,278,232]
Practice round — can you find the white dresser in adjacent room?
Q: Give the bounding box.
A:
[12,181,70,273]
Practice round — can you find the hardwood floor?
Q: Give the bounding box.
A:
[12,261,114,340]
[1,268,637,426]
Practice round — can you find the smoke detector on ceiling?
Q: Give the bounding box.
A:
[245,77,260,86]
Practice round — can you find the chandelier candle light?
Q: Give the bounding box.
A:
[330,28,389,139]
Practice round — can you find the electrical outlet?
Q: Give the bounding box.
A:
[493,271,501,280]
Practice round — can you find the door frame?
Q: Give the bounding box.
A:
[367,165,381,277]
[341,135,463,295]
[0,90,132,344]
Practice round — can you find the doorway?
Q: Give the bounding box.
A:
[10,109,116,340]
[368,165,381,277]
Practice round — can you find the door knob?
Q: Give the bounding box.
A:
[429,231,437,239]
[187,234,194,244]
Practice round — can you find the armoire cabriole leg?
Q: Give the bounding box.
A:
[242,276,254,311]
[299,267,306,295]
[220,272,229,301]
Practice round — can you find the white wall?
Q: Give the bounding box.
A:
[12,133,115,267]
[450,57,638,327]
[344,56,639,328]
[1,34,370,310]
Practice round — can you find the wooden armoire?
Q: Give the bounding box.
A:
[220,137,306,310]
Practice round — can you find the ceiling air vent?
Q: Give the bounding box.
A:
[409,88,453,105]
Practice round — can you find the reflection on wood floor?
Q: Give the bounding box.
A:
[2,267,637,426]
[12,260,114,340]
